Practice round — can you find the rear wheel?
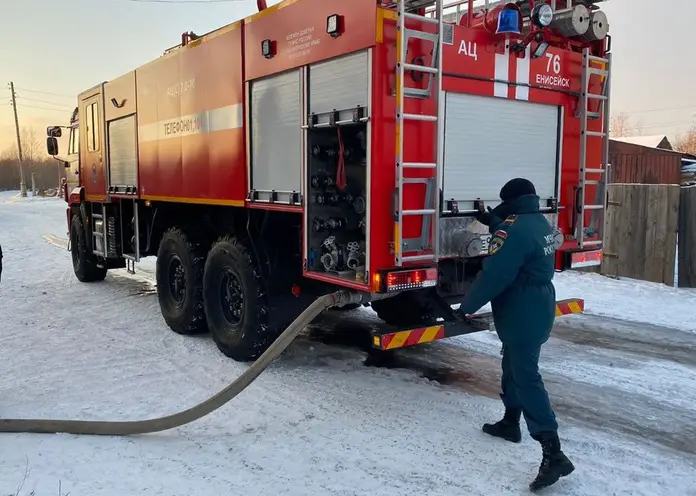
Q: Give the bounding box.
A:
[70,213,107,282]
[203,236,275,362]
[155,227,207,335]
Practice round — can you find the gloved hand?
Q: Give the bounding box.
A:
[455,308,473,320]
[476,206,494,226]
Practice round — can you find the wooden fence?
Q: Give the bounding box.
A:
[678,185,696,287]
[601,183,680,285]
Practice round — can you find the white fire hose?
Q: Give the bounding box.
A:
[0,290,367,436]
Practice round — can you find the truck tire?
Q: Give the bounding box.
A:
[203,236,274,362]
[70,213,107,282]
[370,292,433,327]
[156,227,207,335]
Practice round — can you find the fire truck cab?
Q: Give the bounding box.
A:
[46,0,610,361]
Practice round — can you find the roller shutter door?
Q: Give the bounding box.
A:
[442,92,560,210]
[308,50,369,125]
[250,69,302,201]
[108,114,138,189]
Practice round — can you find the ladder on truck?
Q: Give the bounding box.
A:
[387,0,445,266]
[576,47,611,249]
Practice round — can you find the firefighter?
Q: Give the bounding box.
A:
[457,178,574,492]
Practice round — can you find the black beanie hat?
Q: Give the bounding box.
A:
[499,178,536,202]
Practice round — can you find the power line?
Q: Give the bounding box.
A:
[624,105,696,115]
[13,87,74,99]
[11,103,71,113]
[16,96,73,109]
[625,120,695,131]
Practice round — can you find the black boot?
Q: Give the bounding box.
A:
[529,432,575,492]
[482,408,522,443]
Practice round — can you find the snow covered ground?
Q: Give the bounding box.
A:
[1,191,695,496]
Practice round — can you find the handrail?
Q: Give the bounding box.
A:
[425,1,579,20]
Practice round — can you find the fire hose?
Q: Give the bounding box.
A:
[0,290,368,436]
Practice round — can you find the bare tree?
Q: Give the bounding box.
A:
[20,126,42,162]
[0,134,66,191]
[610,112,633,137]
[673,123,696,156]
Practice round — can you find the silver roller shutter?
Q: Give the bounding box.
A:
[108,114,138,188]
[250,69,302,202]
[442,92,560,211]
[308,50,369,125]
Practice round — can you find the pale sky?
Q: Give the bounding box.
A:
[1,0,694,154]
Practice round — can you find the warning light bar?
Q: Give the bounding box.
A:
[385,268,437,292]
[570,249,602,268]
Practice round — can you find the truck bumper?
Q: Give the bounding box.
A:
[370,298,585,351]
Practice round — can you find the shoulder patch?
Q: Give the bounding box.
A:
[503,215,517,224]
[488,235,505,255]
[494,229,507,239]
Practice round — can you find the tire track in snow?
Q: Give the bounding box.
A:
[40,232,696,456]
[553,315,696,367]
[308,311,696,457]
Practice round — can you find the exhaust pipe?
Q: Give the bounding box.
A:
[257,0,267,11]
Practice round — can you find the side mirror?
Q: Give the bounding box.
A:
[47,137,59,156]
[47,126,62,138]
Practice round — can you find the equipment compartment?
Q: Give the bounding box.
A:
[308,51,369,126]
[442,92,561,212]
[306,123,368,283]
[249,69,302,205]
[104,71,139,194]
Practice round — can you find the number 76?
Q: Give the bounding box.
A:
[545,53,561,74]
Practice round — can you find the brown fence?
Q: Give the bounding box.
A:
[678,185,696,287]
[609,140,682,185]
[601,183,680,285]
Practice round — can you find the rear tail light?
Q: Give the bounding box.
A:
[385,268,437,292]
[570,250,602,268]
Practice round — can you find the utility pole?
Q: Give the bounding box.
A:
[9,82,27,197]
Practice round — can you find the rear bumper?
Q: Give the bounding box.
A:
[370,298,585,351]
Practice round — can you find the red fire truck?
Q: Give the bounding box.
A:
[46,0,610,362]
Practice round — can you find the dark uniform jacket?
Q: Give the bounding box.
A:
[459,194,556,346]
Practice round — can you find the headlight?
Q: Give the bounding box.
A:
[532,3,554,28]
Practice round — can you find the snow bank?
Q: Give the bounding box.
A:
[553,270,696,333]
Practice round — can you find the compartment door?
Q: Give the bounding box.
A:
[108,115,138,193]
[442,92,560,211]
[250,69,302,204]
[308,50,369,124]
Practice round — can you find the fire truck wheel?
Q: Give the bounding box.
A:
[203,236,273,362]
[370,293,434,326]
[155,227,208,335]
[70,213,107,283]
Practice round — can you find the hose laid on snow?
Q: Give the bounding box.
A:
[0,290,363,436]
